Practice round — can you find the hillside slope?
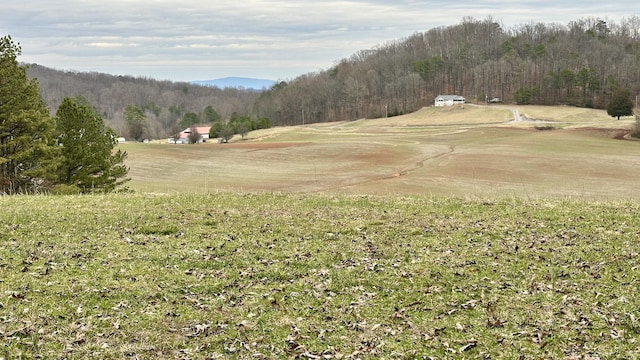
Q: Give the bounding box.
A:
[123,105,640,200]
[253,17,640,126]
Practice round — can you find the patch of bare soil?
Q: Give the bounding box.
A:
[568,127,630,140]
[208,142,312,150]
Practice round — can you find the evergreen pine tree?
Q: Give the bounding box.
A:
[0,35,61,194]
[607,88,634,120]
[56,97,129,193]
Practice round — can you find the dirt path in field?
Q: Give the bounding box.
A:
[393,145,456,177]
[314,144,457,193]
[512,108,522,122]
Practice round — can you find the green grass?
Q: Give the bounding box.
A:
[2,106,639,358]
[2,193,639,358]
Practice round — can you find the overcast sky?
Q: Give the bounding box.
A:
[2,1,637,82]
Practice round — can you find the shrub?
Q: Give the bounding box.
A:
[535,125,556,131]
[514,87,539,105]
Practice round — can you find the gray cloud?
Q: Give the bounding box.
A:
[1,1,636,81]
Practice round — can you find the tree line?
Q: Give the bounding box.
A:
[209,114,271,143]
[26,64,261,140]
[14,16,640,148]
[1,36,128,194]
[253,16,640,126]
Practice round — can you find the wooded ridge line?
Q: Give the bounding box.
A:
[27,16,640,138]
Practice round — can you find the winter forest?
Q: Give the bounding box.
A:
[28,16,640,136]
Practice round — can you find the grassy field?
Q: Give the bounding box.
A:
[2,105,639,359]
[123,105,640,200]
[1,193,639,359]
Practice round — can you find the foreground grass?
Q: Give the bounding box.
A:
[1,193,639,359]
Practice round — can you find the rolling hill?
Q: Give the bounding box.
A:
[122,104,640,200]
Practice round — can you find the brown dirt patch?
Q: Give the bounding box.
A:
[207,142,312,150]
[568,127,630,140]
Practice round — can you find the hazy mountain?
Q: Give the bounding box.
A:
[191,77,276,91]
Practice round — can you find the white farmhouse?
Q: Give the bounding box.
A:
[434,95,465,107]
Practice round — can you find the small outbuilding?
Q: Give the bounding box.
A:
[435,95,465,107]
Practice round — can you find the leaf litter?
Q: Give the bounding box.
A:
[0,194,638,358]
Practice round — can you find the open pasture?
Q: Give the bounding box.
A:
[1,193,639,358]
[124,105,640,200]
[2,105,640,359]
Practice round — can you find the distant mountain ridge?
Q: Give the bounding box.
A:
[191,77,276,90]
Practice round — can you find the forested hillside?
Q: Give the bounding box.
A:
[26,65,260,139]
[254,16,640,126]
[26,16,640,133]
